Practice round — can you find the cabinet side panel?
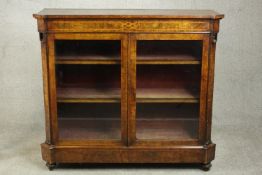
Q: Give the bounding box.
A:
[40,31,51,143]
[47,34,59,143]
[198,35,210,143]
[206,20,220,142]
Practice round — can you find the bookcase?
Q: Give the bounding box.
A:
[33,9,224,170]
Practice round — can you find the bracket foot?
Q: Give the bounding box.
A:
[201,162,212,171]
[46,162,57,171]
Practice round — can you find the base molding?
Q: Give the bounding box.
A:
[41,143,215,164]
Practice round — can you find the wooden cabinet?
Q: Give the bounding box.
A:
[33,9,224,170]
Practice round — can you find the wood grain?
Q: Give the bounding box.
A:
[34,9,223,168]
[47,34,59,144]
[56,87,199,103]
[56,55,120,65]
[198,35,210,143]
[55,39,120,64]
[33,9,224,19]
[58,118,121,140]
[41,142,216,163]
[40,33,52,143]
[56,54,200,65]
[137,119,198,140]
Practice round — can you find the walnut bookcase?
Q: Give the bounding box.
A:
[33,9,224,170]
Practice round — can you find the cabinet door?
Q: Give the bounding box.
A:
[47,33,128,146]
[128,34,210,146]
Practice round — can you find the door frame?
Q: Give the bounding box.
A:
[47,33,128,146]
[127,33,210,147]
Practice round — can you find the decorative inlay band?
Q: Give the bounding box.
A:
[47,20,210,33]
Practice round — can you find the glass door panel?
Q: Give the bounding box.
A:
[56,64,121,140]
[136,65,201,140]
[57,103,121,140]
[130,34,208,144]
[136,103,199,140]
[49,34,128,144]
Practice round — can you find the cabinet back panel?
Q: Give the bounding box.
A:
[55,40,120,60]
[137,40,202,60]
[56,65,120,88]
[137,65,200,89]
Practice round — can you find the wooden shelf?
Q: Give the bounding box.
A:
[59,117,198,140]
[136,40,202,65]
[56,55,200,65]
[137,88,199,103]
[56,55,120,65]
[57,88,120,103]
[136,102,199,140]
[137,118,198,140]
[58,103,198,140]
[57,87,199,103]
[137,103,199,118]
[137,54,201,65]
[55,40,121,65]
[58,118,120,140]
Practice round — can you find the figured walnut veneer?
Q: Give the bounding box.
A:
[34,9,223,170]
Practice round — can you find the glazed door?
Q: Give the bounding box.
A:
[47,33,128,146]
[128,34,210,146]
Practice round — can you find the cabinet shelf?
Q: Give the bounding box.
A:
[56,55,120,65]
[59,118,120,140]
[57,87,199,103]
[59,117,198,140]
[56,55,200,65]
[55,40,121,65]
[137,40,202,65]
[57,88,120,103]
[137,118,198,140]
[137,88,199,103]
[136,103,199,140]
[137,54,201,65]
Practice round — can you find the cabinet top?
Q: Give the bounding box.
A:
[33,9,224,20]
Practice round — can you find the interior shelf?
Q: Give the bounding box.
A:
[137,54,200,65]
[56,64,200,103]
[136,65,200,103]
[137,88,199,103]
[137,119,198,140]
[136,103,199,140]
[57,87,120,103]
[56,55,199,65]
[136,40,202,65]
[57,103,121,140]
[58,118,120,140]
[56,64,121,103]
[57,87,199,103]
[55,40,121,64]
[56,55,120,65]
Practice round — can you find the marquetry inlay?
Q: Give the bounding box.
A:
[47,19,210,33]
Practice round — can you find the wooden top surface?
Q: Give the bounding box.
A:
[33,9,224,19]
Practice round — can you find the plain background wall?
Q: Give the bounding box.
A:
[0,0,262,174]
